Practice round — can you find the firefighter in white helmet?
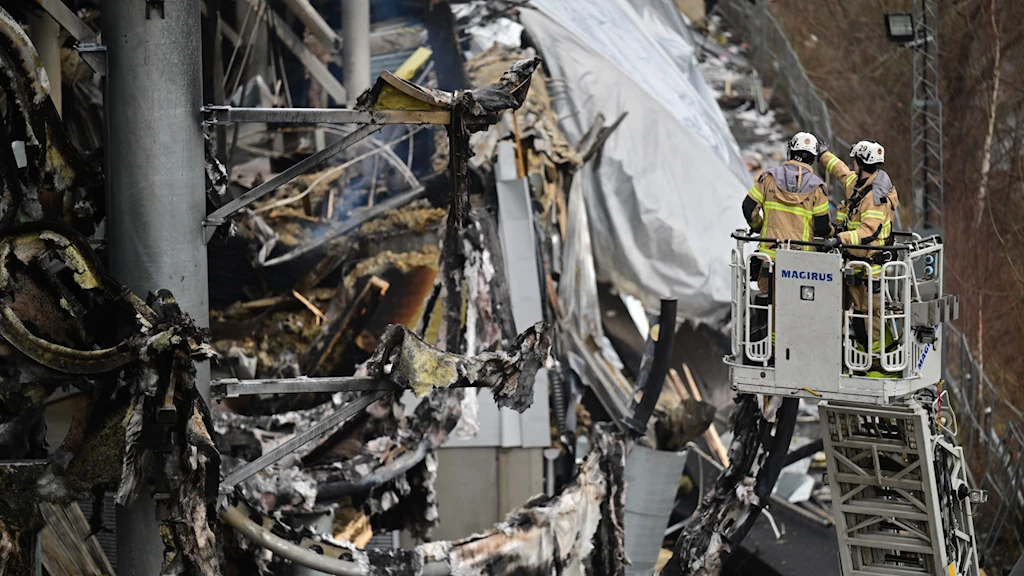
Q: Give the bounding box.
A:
[743,132,833,348]
[818,140,900,374]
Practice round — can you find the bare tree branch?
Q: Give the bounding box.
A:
[975,0,1002,228]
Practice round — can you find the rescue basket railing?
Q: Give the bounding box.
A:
[880,259,911,372]
[730,244,745,361]
[843,259,874,372]
[745,252,773,364]
[731,231,918,377]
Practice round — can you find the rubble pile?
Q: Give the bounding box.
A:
[0,1,747,574]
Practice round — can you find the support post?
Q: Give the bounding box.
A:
[911,0,944,233]
[341,0,370,106]
[25,8,61,117]
[102,1,209,573]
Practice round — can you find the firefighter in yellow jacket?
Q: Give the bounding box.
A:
[818,140,900,369]
[742,132,833,346]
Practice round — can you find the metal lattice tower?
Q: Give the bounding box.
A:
[911,0,944,232]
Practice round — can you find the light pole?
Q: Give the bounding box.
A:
[885,0,945,234]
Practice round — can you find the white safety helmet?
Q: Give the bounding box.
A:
[788,132,818,155]
[850,140,885,165]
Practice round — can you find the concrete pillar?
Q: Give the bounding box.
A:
[25,9,61,117]
[341,0,370,106]
[102,1,209,573]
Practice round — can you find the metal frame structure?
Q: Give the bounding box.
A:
[30,0,105,75]
[911,0,944,232]
[200,77,462,506]
[8,3,552,574]
[201,102,452,240]
[942,324,1024,565]
[821,398,980,576]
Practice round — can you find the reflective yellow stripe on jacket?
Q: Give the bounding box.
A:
[759,201,814,253]
[748,185,764,203]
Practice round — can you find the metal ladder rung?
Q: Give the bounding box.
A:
[844,535,934,555]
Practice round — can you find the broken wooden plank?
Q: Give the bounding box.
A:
[39,502,114,576]
[682,363,729,467]
[301,276,390,376]
[292,289,327,324]
[667,368,690,402]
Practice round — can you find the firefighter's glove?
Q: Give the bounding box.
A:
[820,237,841,252]
[816,140,829,159]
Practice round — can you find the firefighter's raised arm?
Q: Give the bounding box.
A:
[819,149,857,199]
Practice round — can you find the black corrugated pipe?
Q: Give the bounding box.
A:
[784,438,823,467]
[624,298,677,438]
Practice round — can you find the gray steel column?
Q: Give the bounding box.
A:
[102,2,209,574]
[341,0,370,106]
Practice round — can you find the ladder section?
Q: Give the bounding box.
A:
[820,401,953,576]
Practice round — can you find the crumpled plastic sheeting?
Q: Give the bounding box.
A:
[520,0,749,324]
[464,17,525,57]
[558,174,602,339]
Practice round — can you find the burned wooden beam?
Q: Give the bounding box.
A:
[302,276,390,376]
[39,502,114,575]
[293,237,354,293]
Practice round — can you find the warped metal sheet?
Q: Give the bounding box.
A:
[521,0,749,324]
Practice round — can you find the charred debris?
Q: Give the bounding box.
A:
[0,1,734,575]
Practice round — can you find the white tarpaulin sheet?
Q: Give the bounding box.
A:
[520,0,750,324]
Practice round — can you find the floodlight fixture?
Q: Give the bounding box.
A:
[884,13,915,43]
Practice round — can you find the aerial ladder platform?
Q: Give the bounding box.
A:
[726,231,984,576]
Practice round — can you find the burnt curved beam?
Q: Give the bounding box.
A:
[315,439,429,501]
[0,225,155,373]
[662,394,799,575]
[0,306,137,374]
[222,426,625,576]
